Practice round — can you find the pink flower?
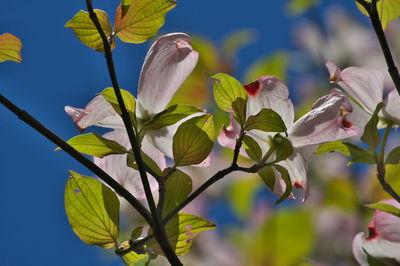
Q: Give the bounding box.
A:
[218,75,358,200]
[326,59,400,127]
[65,33,199,198]
[352,199,400,265]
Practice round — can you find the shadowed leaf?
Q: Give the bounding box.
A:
[173,114,215,166]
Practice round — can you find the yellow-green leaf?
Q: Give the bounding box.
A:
[210,73,248,112]
[141,104,201,132]
[163,169,193,218]
[119,241,148,266]
[173,114,215,166]
[99,87,136,117]
[148,213,215,256]
[366,202,400,217]
[65,171,120,248]
[356,0,400,30]
[114,0,177,43]
[65,9,115,52]
[0,33,22,63]
[56,132,127,158]
[127,150,164,176]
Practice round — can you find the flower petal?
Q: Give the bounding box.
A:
[289,91,359,148]
[373,199,400,242]
[93,130,161,199]
[217,113,240,150]
[275,151,310,201]
[245,75,294,129]
[383,89,400,125]
[326,59,384,114]
[137,32,199,118]
[352,232,400,265]
[65,95,123,132]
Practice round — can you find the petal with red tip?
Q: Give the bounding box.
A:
[326,60,384,115]
[275,151,310,201]
[289,92,359,148]
[246,76,294,128]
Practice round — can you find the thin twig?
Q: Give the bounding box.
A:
[0,94,152,225]
[358,0,400,95]
[85,1,181,264]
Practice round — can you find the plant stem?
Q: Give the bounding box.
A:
[357,0,400,95]
[376,122,400,203]
[85,1,181,264]
[0,94,152,225]
[356,0,400,203]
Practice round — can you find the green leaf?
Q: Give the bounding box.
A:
[114,0,177,43]
[141,104,201,132]
[250,209,314,266]
[232,97,247,126]
[243,135,262,162]
[244,52,288,83]
[272,134,293,163]
[258,166,275,191]
[99,87,136,117]
[356,0,400,30]
[56,132,127,158]
[274,165,293,204]
[173,114,215,166]
[148,213,215,256]
[366,202,400,217]
[130,226,143,241]
[210,73,248,112]
[315,141,376,164]
[65,171,119,248]
[65,10,115,52]
[0,33,22,63]
[163,169,193,218]
[127,151,163,176]
[361,102,383,149]
[286,0,318,16]
[315,141,350,156]
[245,108,287,133]
[386,146,400,164]
[119,241,148,266]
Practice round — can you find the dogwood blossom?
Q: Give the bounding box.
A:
[218,75,358,200]
[326,59,400,127]
[352,199,400,265]
[65,33,199,198]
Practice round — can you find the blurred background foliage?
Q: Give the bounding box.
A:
[2,0,400,265]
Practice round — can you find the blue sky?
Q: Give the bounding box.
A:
[0,0,362,265]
